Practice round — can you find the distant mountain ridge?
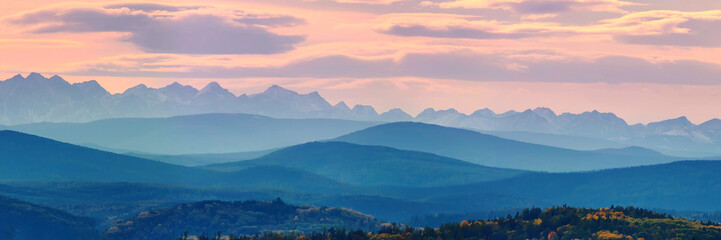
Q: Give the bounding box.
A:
[0,73,385,125]
[0,130,353,193]
[334,122,677,172]
[3,113,377,154]
[205,141,526,187]
[3,73,721,156]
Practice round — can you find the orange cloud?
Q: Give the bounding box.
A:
[0,38,83,47]
[374,10,721,47]
[424,0,640,13]
[328,0,403,4]
[2,2,306,54]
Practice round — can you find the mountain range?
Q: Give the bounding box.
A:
[2,118,678,172]
[0,130,352,193]
[0,73,384,125]
[2,73,721,156]
[204,141,526,187]
[1,113,377,154]
[417,108,721,156]
[3,127,721,231]
[335,122,677,172]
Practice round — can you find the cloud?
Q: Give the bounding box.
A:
[3,3,305,54]
[103,3,205,12]
[331,0,404,4]
[66,50,721,85]
[375,11,721,47]
[425,0,639,14]
[374,13,568,39]
[608,12,721,47]
[0,39,83,47]
[382,24,535,39]
[234,13,306,27]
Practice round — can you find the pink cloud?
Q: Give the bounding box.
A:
[423,0,640,13]
[2,2,306,54]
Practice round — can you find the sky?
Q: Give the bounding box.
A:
[1,0,721,124]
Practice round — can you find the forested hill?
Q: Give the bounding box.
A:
[103,199,383,240]
[180,206,721,240]
[0,195,99,240]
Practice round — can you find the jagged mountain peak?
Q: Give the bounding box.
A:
[701,118,721,126]
[651,116,693,126]
[497,110,519,117]
[166,82,183,87]
[350,104,379,120]
[130,83,149,90]
[533,107,556,116]
[74,79,99,85]
[306,91,327,102]
[200,82,225,92]
[9,73,24,80]
[73,80,110,96]
[132,83,149,89]
[439,108,460,114]
[164,82,198,91]
[574,110,625,122]
[385,108,408,114]
[122,84,150,95]
[73,80,102,88]
[26,72,46,80]
[46,74,71,86]
[471,108,496,118]
[261,84,297,97]
[352,104,376,112]
[156,82,200,102]
[334,101,351,111]
[419,108,436,114]
[378,108,413,122]
[515,109,551,121]
[532,107,557,122]
[161,82,198,91]
[675,116,691,122]
[581,110,614,117]
[196,82,235,101]
[700,118,721,131]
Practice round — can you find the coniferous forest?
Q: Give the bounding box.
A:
[172,206,721,240]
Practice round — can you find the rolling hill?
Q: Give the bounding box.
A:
[102,199,383,240]
[127,149,276,166]
[403,160,721,214]
[0,130,350,193]
[2,113,378,154]
[4,128,721,232]
[0,181,438,229]
[0,195,99,240]
[205,142,526,187]
[592,146,668,157]
[480,130,628,150]
[484,160,721,211]
[335,122,678,172]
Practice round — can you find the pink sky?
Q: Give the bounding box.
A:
[1,0,721,124]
